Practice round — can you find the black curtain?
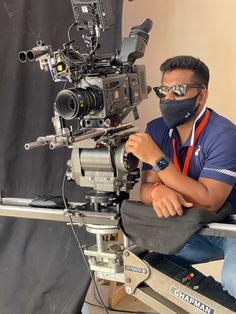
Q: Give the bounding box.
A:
[0,1,123,313]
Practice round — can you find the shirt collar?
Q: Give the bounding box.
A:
[169,105,207,146]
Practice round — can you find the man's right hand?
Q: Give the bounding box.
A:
[151,184,193,218]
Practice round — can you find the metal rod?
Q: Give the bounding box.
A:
[123,234,130,248]
[72,129,106,142]
[1,198,33,206]
[0,199,235,237]
[96,234,104,252]
[0,204,69,222]
[24,141,48,150]
[0,202,119,226]
[205,222,236,231]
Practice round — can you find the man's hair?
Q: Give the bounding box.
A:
[160,56,210,88]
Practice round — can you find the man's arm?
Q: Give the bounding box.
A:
[126,133,233,213]
[140,168,232,217]
[140,169,193,217]
[140,169,162,204]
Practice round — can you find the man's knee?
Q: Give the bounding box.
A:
[221,263,236,298]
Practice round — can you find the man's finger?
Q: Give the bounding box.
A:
[128,133,142,141]
[157,200,172,218]
[162,199,177,217]
[178,194,193,208]
[161,207,171,218]
[171,195,184,216]
[153,203,164,218]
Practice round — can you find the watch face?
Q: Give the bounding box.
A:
[152,156,169,172]
[153,156,169,172]
[158,158,168,168]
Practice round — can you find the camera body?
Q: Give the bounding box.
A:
[55,65,147,128]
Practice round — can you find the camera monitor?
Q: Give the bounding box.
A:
[71,0,114,32]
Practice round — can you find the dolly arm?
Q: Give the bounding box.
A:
[123,247,236,314]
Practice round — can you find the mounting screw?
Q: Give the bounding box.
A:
[125,277,131,283]
[126,287,132,294]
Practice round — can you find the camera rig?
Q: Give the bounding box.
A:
[19,0,152,214]
[17,0,154,294]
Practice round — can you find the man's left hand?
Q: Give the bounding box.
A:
[125,133,162,165]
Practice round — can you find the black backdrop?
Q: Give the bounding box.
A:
[0,1,123,313]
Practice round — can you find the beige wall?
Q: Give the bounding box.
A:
[123,0,236,129]
[122,0,236,280]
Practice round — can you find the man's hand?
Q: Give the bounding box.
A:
[125,133,162,166]
[151,184,193,218]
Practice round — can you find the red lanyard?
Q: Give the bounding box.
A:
[172,110,210,175]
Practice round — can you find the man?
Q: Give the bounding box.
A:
[125,56,236,298]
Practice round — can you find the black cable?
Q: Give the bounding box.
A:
[88,35,99,57]
[61,167,109,314]
[60,49,86,65]
[67,22,78,43]
[67,20,99,58]
[63,81,68,90]
[93,283,103,306]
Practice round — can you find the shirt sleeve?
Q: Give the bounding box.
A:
[200,129,236,186]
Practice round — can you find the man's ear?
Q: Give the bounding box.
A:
[199,89,208,105]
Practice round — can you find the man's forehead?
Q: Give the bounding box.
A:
[161,69,194,85]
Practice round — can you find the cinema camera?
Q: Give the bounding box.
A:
[17,0,152,278]
[19,0,152,213]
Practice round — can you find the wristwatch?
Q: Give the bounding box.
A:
[152,155,169,172]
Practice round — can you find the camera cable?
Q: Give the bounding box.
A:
[67,22,78,43]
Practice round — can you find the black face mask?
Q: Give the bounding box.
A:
[159,93,200,129]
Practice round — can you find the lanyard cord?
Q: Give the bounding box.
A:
[172,110,210,175]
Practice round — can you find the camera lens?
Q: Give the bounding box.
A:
[18,51,27,63]
[54,87,103,120]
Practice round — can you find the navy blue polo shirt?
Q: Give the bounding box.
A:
[142,107,236,213]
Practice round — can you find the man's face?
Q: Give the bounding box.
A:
[161,69,206,101]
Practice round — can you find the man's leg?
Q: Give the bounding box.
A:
[169,234,224,266]
[221,237,236,298]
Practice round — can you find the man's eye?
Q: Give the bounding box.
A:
[173,85,185,95]
[174,90,181,95]
[160,88,168,94]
